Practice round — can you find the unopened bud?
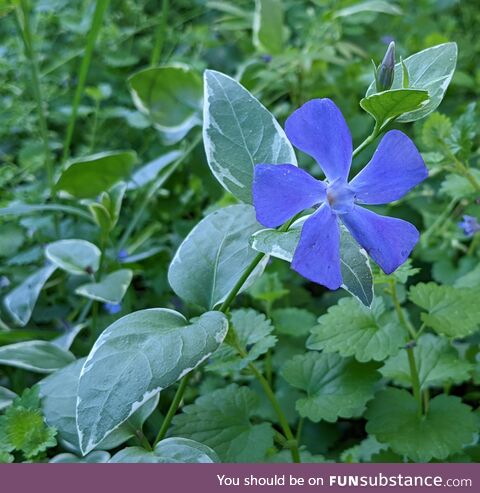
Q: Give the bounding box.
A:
[376,41,395,92]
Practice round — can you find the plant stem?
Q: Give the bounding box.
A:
[153,219,302,463]
[150,0,169,66]
[62,0,110,163]
[352,123,381,158]
[118,133,202,252]
[247,361,301,463]
[406,343,423,417]
[389,280,423,416]
[15,0,54,193]
[153,372,191,446]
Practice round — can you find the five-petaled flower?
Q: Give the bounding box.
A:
[458,215,480,237]
[253,98,428,290]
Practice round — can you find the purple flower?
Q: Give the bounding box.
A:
[104,302,122,315]
[117,249,129,262]
[253,99,428,290]
[458,215,480,237]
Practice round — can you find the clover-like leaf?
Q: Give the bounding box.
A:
[409,282,480,337]
[207,309,276,375]
[307,297,405,362]
[76,309,228,454]
[380,334,472,389]
[281,352,380,422]
[366,388,477,462]
[171,385,275,462]
[271,308,316,338]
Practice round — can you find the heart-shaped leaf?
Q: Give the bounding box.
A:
[76,309,228,454]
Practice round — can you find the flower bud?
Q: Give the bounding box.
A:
[376,41,395,92]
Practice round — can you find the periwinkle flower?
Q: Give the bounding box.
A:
[376,41,396,92]
[104,302,122,315]
[253,98,428,289]
[458,215,480,237]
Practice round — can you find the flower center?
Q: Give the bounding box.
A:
[326,179,354,214]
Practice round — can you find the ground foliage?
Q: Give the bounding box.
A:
[0,0,480,463]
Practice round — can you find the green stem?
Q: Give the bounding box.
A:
[389,281,423,416]
[150,0,169,66]
[247,361,301,463]
[62,0,110,163]
[406,344,423,417]
[118,133,202,252]
[422,198,458,246]
[352,123,381,158]
[467,233,480,257]
[153,219,302,462]
[153,372,191,446]
[15,0,53,193]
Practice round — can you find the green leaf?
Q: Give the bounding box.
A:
[360,89,429,127]
[455,264,480,288]
[50,451,110,463]
[271,308,316,338]
[374,259,420,284]
[248,272,288,303]
[77,309,228,454]
[129,64,202,145]
[366,43,457,122]
[0,407,57,459]
[366,388,477,462]
[3,264,57,326]
[0,341,75,374]
[341,436,389,463]
[0,203,94,222]
[253,0,284,55]
[203,70,297,203]
[168,205,267,309]
[109,438,219,463]
[55,151,136,198]
[129,150,182,190]
[334,0,402,17]
[207,309,276,375]
[421,112,453,150]
[440,170,480,199]
[307,297,405,362]
[45,239,100,275]
[380,334,472,389]
[409,282,480,337]
[251,221,373,307]
[281,352,380,422]
[0,224,24,257]
[171,384,275,462]
[75,269,133,304]
[0,386,17,411]
[40,358,158,454]
[0,387,57,460]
